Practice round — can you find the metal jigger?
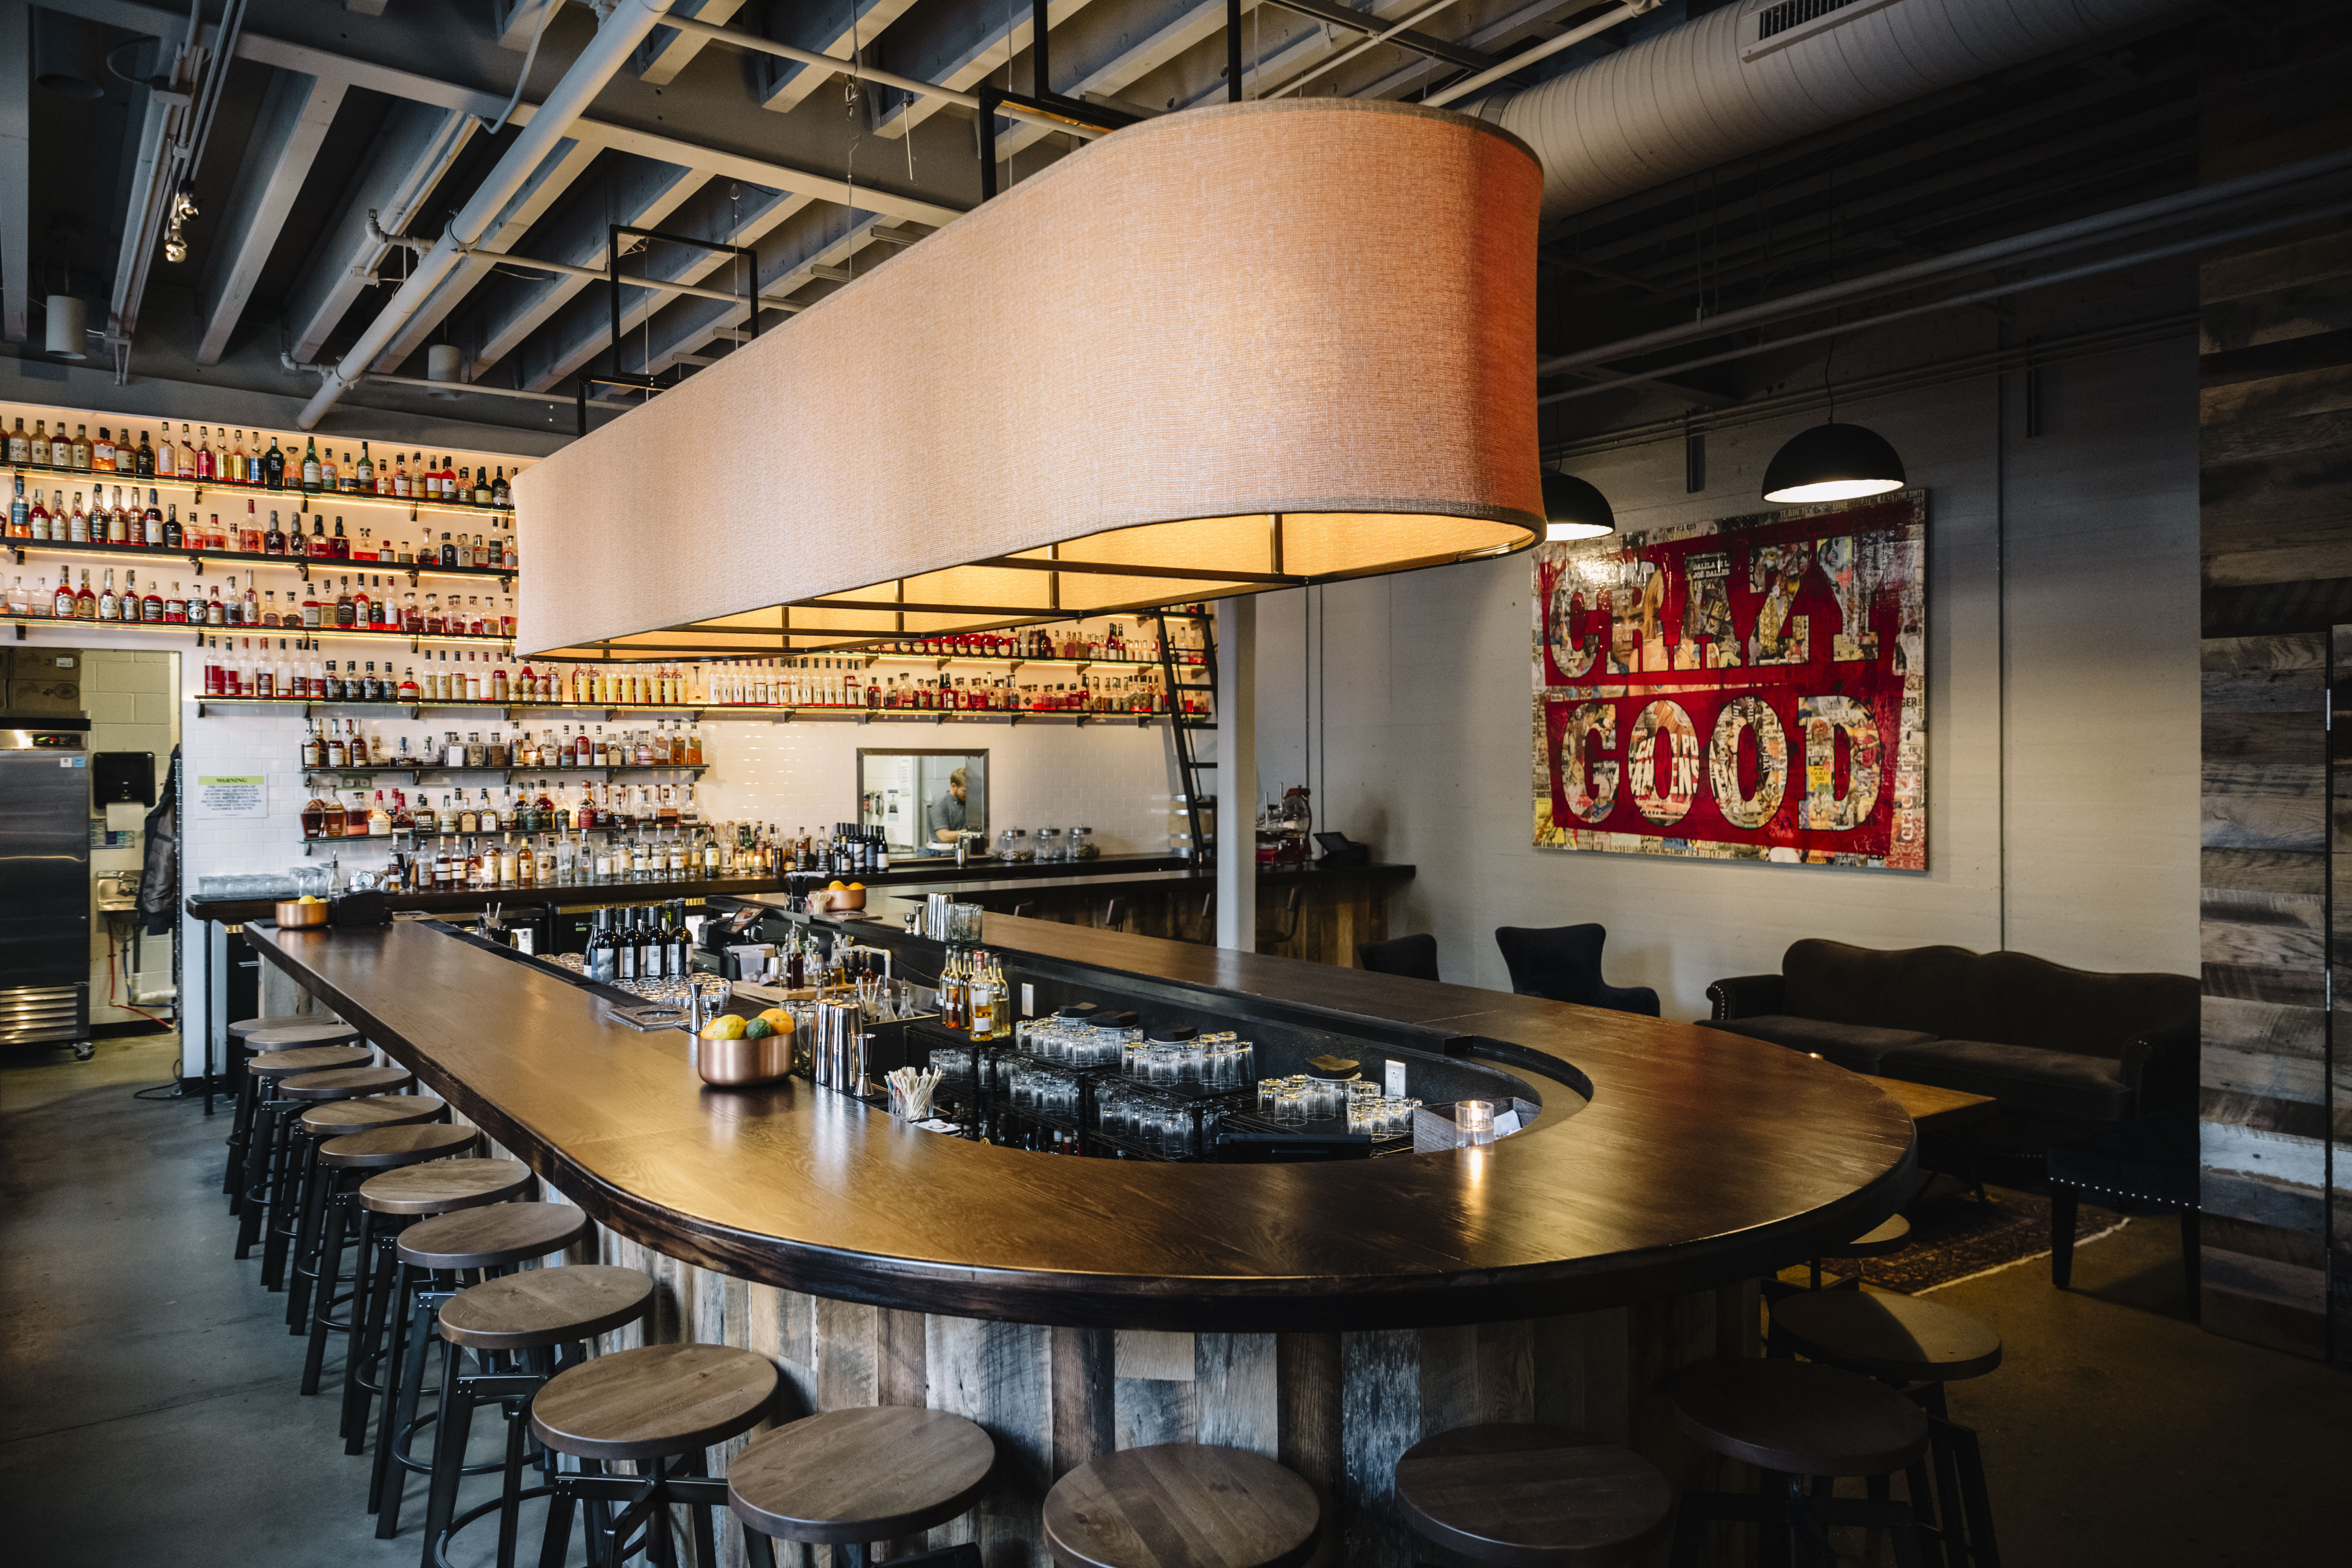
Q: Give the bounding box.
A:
[849,1031,878,1098]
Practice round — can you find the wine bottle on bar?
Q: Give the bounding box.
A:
[586,910,616,984]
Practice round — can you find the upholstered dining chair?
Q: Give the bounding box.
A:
[1494,924,1659,1016]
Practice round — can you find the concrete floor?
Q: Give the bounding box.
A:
[4,1033,2348,1567]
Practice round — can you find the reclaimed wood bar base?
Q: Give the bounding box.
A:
[500,1184,1755,1568]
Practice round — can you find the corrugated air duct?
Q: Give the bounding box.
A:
[1463,0,2194,226]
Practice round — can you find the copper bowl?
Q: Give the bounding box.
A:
[275,900,332,928]
[696,1029,794,1088]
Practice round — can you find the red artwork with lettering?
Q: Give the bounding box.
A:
[1532,492,1926,869]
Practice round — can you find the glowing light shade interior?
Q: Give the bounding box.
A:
[512,99,1545,661]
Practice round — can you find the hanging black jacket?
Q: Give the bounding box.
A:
[138,747,179,936]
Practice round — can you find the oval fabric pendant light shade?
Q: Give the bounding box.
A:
[514,99,1544,662]
[1542,470,1615,541]
[1760,422,1907,504]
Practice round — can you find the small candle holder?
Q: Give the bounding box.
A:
[1455,1098,1496,1148]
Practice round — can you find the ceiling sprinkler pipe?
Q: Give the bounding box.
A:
[296,0,677,430]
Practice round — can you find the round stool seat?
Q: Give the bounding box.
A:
[1394,1424,1670,1568]
[360,1157,533,1216]
[278,1064,414,1101]
[530,1342,777,1463]
[320,1123,479,1171]
[439,1265,655,1352]
[231,1014,310,1041]
[1839,1215,1913,1257]
[1044,1443,1320,1568]
[248,1044,373,1078]
[1771,1291,2003,1384]
[300,1094,447,1137]
[729,1408,994,1546]
[1670,1359,1928,1477]
[398,1202,591,1272]
[245,1021,364,1051]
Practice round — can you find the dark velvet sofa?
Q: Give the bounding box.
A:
[1703,940,2197,1145]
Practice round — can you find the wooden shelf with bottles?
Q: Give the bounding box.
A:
[302,764,710,783]
[8,465,517,524]
[191,697,1174,726]
[864,652,1209,673]
[4,536,514,585]
[6,612,514,648]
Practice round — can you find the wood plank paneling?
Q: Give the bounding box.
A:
[2200,13,2352,1362]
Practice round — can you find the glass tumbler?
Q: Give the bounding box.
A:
[1273,1086,1307,1126]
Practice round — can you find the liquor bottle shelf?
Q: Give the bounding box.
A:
[2,536,514,582]
[8,613,513,648]
[864,651,1208,672]
[302,764,710,781]
[9,465,515,520]
[192,696,1178,725]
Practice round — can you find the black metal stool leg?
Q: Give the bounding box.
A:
[343,1212,390,1448]
[260,1103,303,1289]
[225,1046,258,1201]
[236,1094,279,1257]
[285,1131,330,1330]
[683,1448,719,1568]
[374,1265,430,1524]
[301,1173,353,1394]
[417,1359,477,1563]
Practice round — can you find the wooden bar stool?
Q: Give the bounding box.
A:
[236,1043,374,1268]
[223,1015,326,1199]
[274,1064,419,1321]
[296,1121,478,1394]
[1809,1214,1912,1292]
[1770,1291,2005,1566]
[1667,1359,1931,1568]
[729,1406,995,1568]
[1394,1423,1672,1567]
[530,1342,779,1568]
[1044,1444,1321,1568]
[342,1158,535,1515]
[424,1262,651,1568]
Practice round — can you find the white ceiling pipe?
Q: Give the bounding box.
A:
[1420,0,1656,109]
[1457,0,2194,226]
[296,0,677,430]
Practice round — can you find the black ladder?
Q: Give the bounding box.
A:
[1153,608,1218,865]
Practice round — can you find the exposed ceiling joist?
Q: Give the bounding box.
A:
[283,103,479,363]
[196,69,348,364]
[755,0,928,115]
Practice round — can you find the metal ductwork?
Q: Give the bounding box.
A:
[1464,0,2194,226]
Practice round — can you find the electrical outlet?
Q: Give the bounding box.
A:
[1384,1060,1406,1098]
[1021,983,1035,1017]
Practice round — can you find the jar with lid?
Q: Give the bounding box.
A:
[465,731,488,768]
[442,731,466,768]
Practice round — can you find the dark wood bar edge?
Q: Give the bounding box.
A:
[240,904,1915,1333]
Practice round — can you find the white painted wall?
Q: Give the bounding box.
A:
[76,651,180,1029]
[1249,335,2202,1017]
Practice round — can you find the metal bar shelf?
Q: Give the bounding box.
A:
[8,466,514,520]
[2,536,512,583]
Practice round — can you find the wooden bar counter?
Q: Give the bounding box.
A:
[245,900,1913,1566]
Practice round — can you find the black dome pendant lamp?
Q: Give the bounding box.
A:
[1761,421,1907,504]
[1542,468,1616,541]
[1763,187,1905,506]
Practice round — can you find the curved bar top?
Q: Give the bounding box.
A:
[245,908,1913,1332]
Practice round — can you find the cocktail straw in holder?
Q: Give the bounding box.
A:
[886,1066,942,1120]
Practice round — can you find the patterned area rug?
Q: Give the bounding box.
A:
[1814,1185,2127,1294]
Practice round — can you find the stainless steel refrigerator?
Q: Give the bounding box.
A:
[0,717,91,1049]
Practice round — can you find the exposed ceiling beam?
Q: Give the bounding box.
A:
[462,156,706,377]
[870,0,1104,141]
[1258,0,1494,71]
[283,102,479,363]
[365,136,604,376]
[0,0,33,343]
[989,0,1225,163]
[614,210,895,387]
[516,183,816,390]
[755,0,927,116]
[41,0,964,225]
[634,0,748,83]
[493,0,565,51]
[196,69,349,364]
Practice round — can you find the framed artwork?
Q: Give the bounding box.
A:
[1532,490,1926,869]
